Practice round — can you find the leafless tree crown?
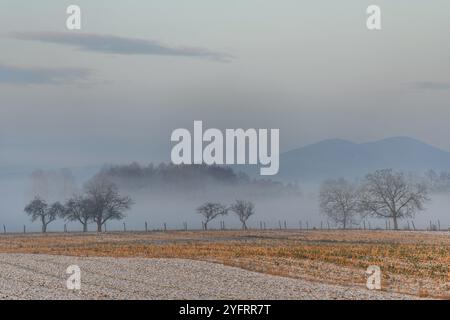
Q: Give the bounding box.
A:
[83,175,133,232]
[24,197,64,232]
[230,200,255,230]
[359,169,429,230]
[319,178,360,229]
[197,202,228,230]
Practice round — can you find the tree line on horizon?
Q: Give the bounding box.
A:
[100,162,300,196]
[423,169,450,193]
[23,169,258,233]
[21,166,439,233]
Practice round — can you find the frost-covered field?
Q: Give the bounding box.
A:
[0,230,448,299]
[0,254,419,300]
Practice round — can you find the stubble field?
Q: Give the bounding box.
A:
[0,230,448,299]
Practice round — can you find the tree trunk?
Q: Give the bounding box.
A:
[204,221,208,230]
[97,221,103,232]
[83,223,88,232]
[242,221,247,230]
[41,216,47,233]
[393,216,399,230]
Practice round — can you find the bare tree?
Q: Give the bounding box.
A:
[63,195,93,232]
[197,202,228,230]
[24,197,64,233]
[319,178,360,229]
[84,175,133,232]
[359,169,429,230]
[230,200,255,230]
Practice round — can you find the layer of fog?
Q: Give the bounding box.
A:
[1,173,449,233]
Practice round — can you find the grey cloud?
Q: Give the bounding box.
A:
[0,63,91,85]
[412,81,450,91]
[11,32,233,62]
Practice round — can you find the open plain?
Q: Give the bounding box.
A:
[0,230,448,299]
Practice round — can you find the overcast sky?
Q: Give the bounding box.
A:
[1,0,450,169]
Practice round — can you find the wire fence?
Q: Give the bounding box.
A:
[0,219,447,234]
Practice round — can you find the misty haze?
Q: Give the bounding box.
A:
[0,0,449,302]
[2,136,450,232]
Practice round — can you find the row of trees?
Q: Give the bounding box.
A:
[24,196,254,233]
[423,169,450,193]
[24,167,430,233]
[24,175,133,233]
[197,200,255,230]
[100,163,300,196]
[319,169,429,230]
[25,173,256,233]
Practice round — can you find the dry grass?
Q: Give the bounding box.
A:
[0,230,448,298]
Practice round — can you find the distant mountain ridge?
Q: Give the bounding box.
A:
[3,136,450,185]
[278,137,450,182]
